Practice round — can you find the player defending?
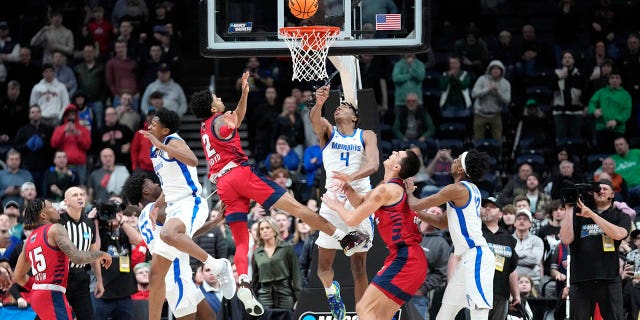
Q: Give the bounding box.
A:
[141,108,235,320]
[189,71,369,316]
[13,199,112,319]
[407,149,495,320]
[309,85,379,319]
[322,150,426,320]
[122,174,221,320]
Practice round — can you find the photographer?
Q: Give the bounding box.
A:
[560,179,631,320]
[93,195,141,320]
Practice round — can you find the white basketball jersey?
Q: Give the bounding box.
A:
[150,133,202,203]
[446,181,488,255]
[138,202,161,252]
[322,127,371,193]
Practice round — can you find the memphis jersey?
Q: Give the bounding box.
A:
[201,114,248,179]
[26,224,69,287]
[447,181,488,255]
[322,127,371,193]
[374,178,422,252]
[150,133,202,203]
[138,203,160,252]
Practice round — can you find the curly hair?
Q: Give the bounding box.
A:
[155,107,181,134]
[189,89,213,120]
[23,198,46,230]
[463,149,490,181]
[120,174,147,206]
[398,149,421,179]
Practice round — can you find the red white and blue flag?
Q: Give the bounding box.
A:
[375,14,401,30]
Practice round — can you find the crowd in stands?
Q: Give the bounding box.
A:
[0,0,640,319]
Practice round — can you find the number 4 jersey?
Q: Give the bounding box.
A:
[26,224,69,289]
[322,127,370,193]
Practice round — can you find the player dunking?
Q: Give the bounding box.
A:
[407,149,495,320]
[321,149,426,320]
[141,108,235,320]
[189,70,369,316]
[309,85,379,319]
[13,199,111,320]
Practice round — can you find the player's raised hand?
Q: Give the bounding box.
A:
[222,111,238,130]
[241,70,250,94]
[211,202,227,226]
[140,129,163,149]
[404,177,418,194]
[315,85,330,105]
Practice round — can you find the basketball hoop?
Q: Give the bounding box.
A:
[279,26,340,81]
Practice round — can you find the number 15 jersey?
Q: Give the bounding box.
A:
[322,127,371,193]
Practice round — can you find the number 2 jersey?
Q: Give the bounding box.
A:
[26,224,69,289]
[322,127,371,193]
[201,113,248,180]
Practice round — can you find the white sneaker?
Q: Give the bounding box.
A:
[210,258,236,299]
[237,275,264,316]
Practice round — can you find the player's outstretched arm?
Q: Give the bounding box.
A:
[50,224,112,268]
[164,138,199,167]
[322,184,396,227]
[348,130,379,182]
[235,70,250,125]
[409,184,468,230]
[309,85,333,147]
[192,202,226,238]
[12,245,30,286]
[331,173,365,207]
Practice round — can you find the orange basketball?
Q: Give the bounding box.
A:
[289,0,318,19]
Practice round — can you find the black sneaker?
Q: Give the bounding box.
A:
[340,231,370,256]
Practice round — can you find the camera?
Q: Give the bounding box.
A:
[560,180,599,208]
[95,200,126,221]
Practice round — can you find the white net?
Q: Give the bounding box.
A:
[279,27,340,81]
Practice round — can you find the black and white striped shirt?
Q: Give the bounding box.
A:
[59,211,96,269]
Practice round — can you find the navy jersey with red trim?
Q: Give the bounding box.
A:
[374,178,422,252]
[25,224,69,288]
[201,114,248,179]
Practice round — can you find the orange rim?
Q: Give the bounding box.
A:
[279,26,340,51]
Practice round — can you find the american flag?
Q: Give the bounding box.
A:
[375,14,401,30]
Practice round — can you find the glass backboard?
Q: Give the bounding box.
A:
[200,0,430,57]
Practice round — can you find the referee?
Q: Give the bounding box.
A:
[60,186,103,319]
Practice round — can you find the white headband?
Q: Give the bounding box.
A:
[460,151,468,176]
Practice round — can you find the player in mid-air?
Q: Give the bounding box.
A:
[309,85,379,319]
[321,149,426,320]
[122,173,224,320]
[406,149,495,320]
[13,199,112,320]
[189,70,369,316]
[141,108,235,320]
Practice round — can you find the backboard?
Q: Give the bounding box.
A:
[199,0,430,58]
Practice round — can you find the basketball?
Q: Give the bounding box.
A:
[289,0,318,19]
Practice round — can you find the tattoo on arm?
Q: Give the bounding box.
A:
[53,227,104,265]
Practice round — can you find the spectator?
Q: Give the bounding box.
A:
[93,107,133,167]
[3,200,22,239]
[391,92,436,155]
[552,0,581,65]
[141,44,165,88]
[71,92,95,134]
[490,30,518,70]
[199,264,223,314]
[156,26,180,64]
[0,21,20,86]
[392,53,425,108]
[471,60,511,140]
[481,197,520,320]
[20,181,37,206]
[552,51,585,141]
[0,149,33,208]
[549,240,569,298]
[236,57,273,108]
[586,58,615,110]
[508,275,535,320]
[111,0,148,30]
[550,160,584,200]
[274,210,293,243]
[272,96,305,157]
[519,99,549,145]
[29,11,74,63]
[264,136,300,172]
[586,41,610,84]
[6,47,41,94]
[50,104,92,185]
[87,147,130,203]
[140,63,187,116]
[251,217,301,311]
[116,92,141,132]
[421,149,454,197]
[587,71,632,154]
[251,87,280,162]
[87,7,113,58]
[454,25,489,76]
[0,81,29,152]
[560,179,630,319]
[51,51,77,96]
[517,24,552,77]
[611,137,640,209]
[13,104,54,194]
[538,200,565,282]
[0,214,21,262]
[112,19,144,61]
[74,44,106,129]
[513,208,544,291]
[501,204,517,233]
[130,107,156,176]
[594,157,628,201]
[589,0,617,44]
[43,150,78,202]
[131,262,150,300]
[29,63,70,126]
[439,56,472,112]
[106,40,139,111]
[520,174,551,220]
[619,34,640,112]
[500,163,533,205]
